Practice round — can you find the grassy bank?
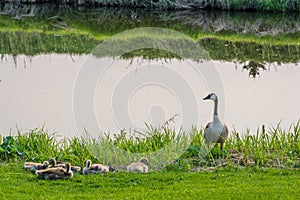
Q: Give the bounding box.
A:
[1,121,299,170]
[0,122,299,199]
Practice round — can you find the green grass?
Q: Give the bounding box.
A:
[0,122,299,199]
[0,163,299,199]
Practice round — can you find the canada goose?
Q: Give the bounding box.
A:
[23,161,49,173]
[203,93,229,150]
[127,158,149,173]
[35,162,73,180]
[48,158,81,174]
[83,160,109,175]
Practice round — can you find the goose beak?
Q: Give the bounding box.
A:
[203,95,210,100]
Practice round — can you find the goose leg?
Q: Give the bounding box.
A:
[220,142,224,151]
[220,142,227,158]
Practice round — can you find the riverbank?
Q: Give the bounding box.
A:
[1,122,299,170]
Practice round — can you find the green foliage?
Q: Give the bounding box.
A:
[15,127,60,162]
[1,121,299,170]
[60,136,93,165]
[0,136,25,161]
[112,125,175,153]
[225,121,300,167]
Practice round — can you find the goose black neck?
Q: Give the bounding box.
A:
[86,161,91,168]
[50,158,56,167]
[213,98,218,116]
[66,163,70,173]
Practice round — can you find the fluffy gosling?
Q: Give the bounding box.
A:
[48,158,81,174]
[127,158,149,173]
[83,160,109,175]
[35,162,73,180]
[23,161,49,173]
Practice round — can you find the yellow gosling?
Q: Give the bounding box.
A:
[127,158,149,173]
[35,162,73,180]
[83,160,109,175]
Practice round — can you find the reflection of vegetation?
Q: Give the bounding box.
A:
[1,5,300,40]
[0,31,299,77]
[242,61,267,78]
[91,28,210,60]
[0,31,97,56]
[1,31,298,63]
[1,1,299,12]
[0,5,299,77]
[200,39,300,64]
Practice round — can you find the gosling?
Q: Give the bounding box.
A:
[48,158,81,174]
[35,162,73,180]
[127,158,149,173]
[23,161,49,173]
[83,160,109,175]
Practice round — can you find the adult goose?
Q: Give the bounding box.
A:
[35,162,73,180]
[203,93,229,150]
[127,158,149,173]
[83,160,109,175]
[48,158,81,174]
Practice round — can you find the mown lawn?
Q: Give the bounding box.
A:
[0,163,299,200]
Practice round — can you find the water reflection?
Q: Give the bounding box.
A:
[1,3,299,36]
[1,4,299,72]
[242,61,267,78]
[0,54,299,137]
[0,4,299,136]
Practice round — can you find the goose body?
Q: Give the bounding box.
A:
[83,160,109,175]
[127,158,149,173]
[35,162,73,180]
[203,93,229,150]
[48,158,81,174]
[23,161,49,173]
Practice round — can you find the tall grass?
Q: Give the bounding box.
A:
[15,127,60,162]
[226,122,300,167]
[1,121,299,170]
